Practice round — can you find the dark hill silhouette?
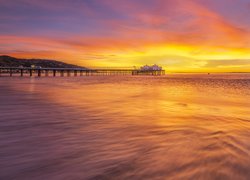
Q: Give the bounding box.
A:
[0,55,87,69]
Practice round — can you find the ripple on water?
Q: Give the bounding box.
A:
[0,75,250,179]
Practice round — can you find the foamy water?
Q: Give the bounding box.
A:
[0,74,250,179]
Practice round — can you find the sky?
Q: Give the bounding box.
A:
[0,0,250,72]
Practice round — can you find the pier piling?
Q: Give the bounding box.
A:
[38,69,41,77]
[53,70,56,77]
[20,69,23,77]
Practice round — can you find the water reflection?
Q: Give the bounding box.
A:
[0,74,250,179]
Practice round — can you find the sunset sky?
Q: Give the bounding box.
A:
[1,0,250,72]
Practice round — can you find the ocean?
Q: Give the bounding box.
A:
[0,74,250,179]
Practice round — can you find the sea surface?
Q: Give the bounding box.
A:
[0,74,250,180]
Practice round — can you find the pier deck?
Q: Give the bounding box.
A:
[0,67,165,77]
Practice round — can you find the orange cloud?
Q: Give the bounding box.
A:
[1,0,250,72]
[182,0,249,46]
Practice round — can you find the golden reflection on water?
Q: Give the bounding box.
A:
[39,76,249,126]
[0,74,250,179]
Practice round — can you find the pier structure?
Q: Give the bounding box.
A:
[0,67,165,77]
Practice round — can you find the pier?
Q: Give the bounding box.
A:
[0,67,165,77]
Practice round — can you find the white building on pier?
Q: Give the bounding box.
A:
[140,64,162,71]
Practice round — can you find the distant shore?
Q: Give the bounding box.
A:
[0,55,87,69]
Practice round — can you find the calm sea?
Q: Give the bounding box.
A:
[0,74,250,180]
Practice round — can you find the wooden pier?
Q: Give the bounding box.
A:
[0,67,165,77]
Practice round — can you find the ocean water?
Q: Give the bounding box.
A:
[0,74,250,180]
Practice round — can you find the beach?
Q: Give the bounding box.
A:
[0,74,250,179]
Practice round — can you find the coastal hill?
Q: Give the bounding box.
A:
[0,55,87,69]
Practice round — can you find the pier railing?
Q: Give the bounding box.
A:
[0,67,165,77]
